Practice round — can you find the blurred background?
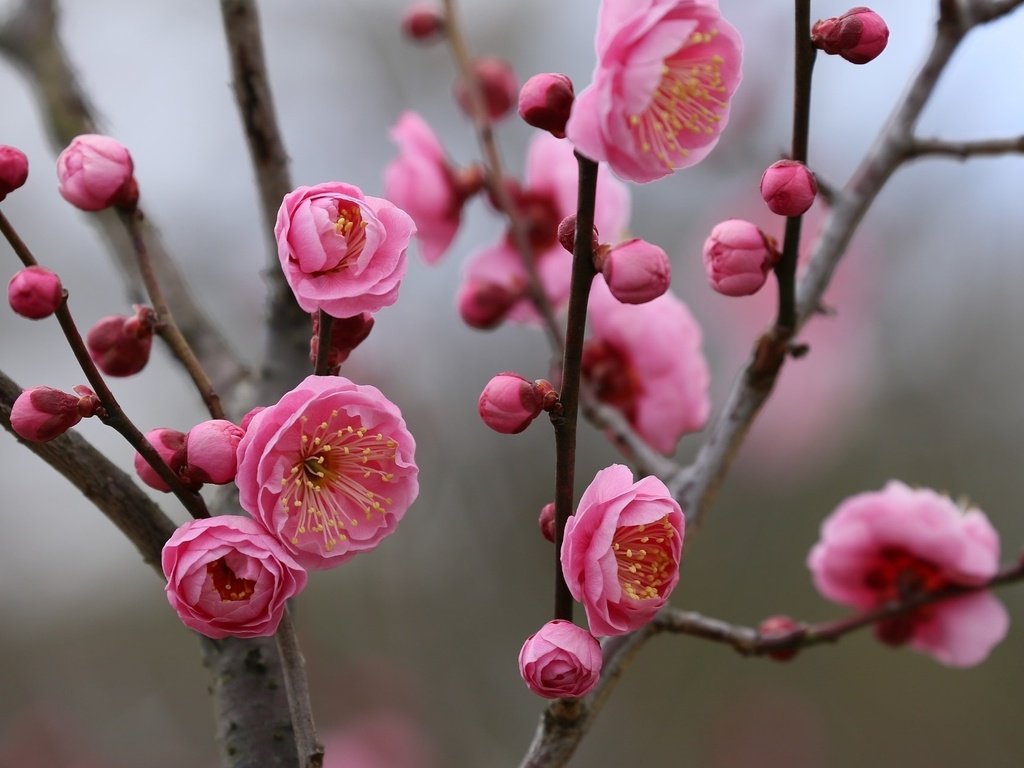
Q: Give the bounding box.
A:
[1,0,1023,765]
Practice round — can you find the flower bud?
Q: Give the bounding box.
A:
[811,7,889,65]
[457,278,521,330]
[519,620,602,699]
[134,427,187,492]
[86,306,156,376]
[478,372,547,434]
[702,219,778,297]
[240,406,265,433]
[556,214,600,255]
[454,57,518,122]
[184,419,244,485]
[10,385,99,442]
[538,502,556,543]
[401,3,445,43]
[309,312,375,373]
[56,134,138,211]
[518,73,575,139]
[7,265,63,319]
[599,238,671,304]
[760,160,817,217]
[0,145,29,201]
[758,615,802,662]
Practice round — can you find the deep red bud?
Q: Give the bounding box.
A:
[134,427,188,492]
[538,502,556,543]
[811,7,889,65]
[401,3,445,43]
[518,73,575,139]
[9,385,98,442]
[310,312,375,373]
[557,214,600,255]
[760,160,817,217]
[7,266,63,319]
[455,57,518,122]
[86,305,156,376]
[0,145,29,201]
[758,615,802,662]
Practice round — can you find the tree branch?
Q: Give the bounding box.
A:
[905,135,1024,160]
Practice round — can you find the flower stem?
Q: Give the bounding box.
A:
[313,310,333,376]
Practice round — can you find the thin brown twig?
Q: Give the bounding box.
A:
[905,135,1024,160]
[274,605,324,768]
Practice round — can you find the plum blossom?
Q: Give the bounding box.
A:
[518,620,602,698]
[566,0,743,183]
[808,481,1009,667]
[235,375,418,570]
[56,134,137,211]
[275,182,415,317]
[162,516,307,639]
[10,385,99,443]
[0,144,29,200]
[7,266,63,319]
[583,278,710,454]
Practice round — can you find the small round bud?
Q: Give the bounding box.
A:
[9,385,98,442]
[457,279,521,330]
[86,305,156,377]
[184,419,244,485]
[557,214,600,255]
[760,160,817,217]
[600,238,671,305]
[401,3,445,43]
[454,57,518,122]
[309,311,375,374]
[7,266,63,319]
[478,372,545,434]
[538,502,556,543]
[702,219,779,297]
[811,7,889,65]
[758,615,802,662]
[56,134,138,211]
[518,73,575,139]
[0,145,29,201]
[134,427,187,492]
[519,620,602,699]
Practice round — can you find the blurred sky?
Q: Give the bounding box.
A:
[1,1,1024,766]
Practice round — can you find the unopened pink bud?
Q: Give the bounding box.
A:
[401,3,445,43]
[758,615,802,662]
[134,427,187,492]
[518,73,575,139]
[538,502,556,543]
[760,160,817,217]
[600,238,671,305]
[702,219,778,297]
[56,134,138,211]
[184,419,244,485]
[811,7,889,65]
[0,145,29,201]
[478,372,545,434]
[455,57,518,122]
[7,266,63,319]
[10,385,98,442]
[556,214,600,255]
[240,406,265,433]
[519,620,602,699]
[309,312,375,373]
[457,279,521,330]
[86,306,156,376]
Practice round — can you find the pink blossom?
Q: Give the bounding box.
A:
[401,4,445,44]
[561,464,684,636]
[322,712,437,768]
[760,160,817,217]
[702,218,778,296]
[56,134,137,211]
[275,182,415,318]
[0,144,29,201]
[477,372,551,434]
[808,481,1009,667]
[566,0,743,183]
[85,306,156,377]
[161,516,308,640]
[518,620,603,698]
[518,73,575,139]
[812,7,889,65]
[7,266,63,319]
[134,427,187,492]
[185,419,244,485]
[461,132,630,325]
[583,278,710,454]
[456,277,521,329]
[454,57,518,122]
[10,385,98,443]
[235,375,418,570]
[598,238,671,304]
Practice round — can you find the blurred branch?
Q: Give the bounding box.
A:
[906,135,1024,160]
[0,0,251,401]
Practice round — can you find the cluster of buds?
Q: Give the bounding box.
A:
[134,419,244,492]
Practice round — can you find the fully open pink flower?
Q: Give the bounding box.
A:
[235,375,418,570]
[567,0,743,183]
[461,131,630,325]
[562,465,684,636]
[583,278,710,454]
[518,620,602,698]
[808,481,1008,667]
[275,182,415,317]
[162,516,307,639]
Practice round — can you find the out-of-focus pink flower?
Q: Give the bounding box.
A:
[477,372,553,434]
[584,279,710,454]
[567,0,743,183]
[310,311,375,373]
[235,375,418,570]
[456,277,522,329]
[702,219,778,297]
[808,481,1009,667]
[185,419,244,485]
[812,7,889,65]
[760,160,817,217]
[162,516,308,639]
[461,132,630,325]
[401,3,445,43]
[758,615,802,662]
[134,427,187,492]
[454,57,518,122]
[518,73,575,139]
[10,385,98,443]
[598,238,671,304]
[0,145,29,201]
[56,134,137,211]
[7,266,63,319]
[85,306,156,377]
[518,620,602,698]
[562,464,684,636]
[275,182,415,318]
[321,712,437,768]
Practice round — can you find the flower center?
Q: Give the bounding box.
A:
[278,410,398,552]
[628,28,728,170]
[332,202,368,268]
[206,557,256,602]
[863,546,948,645]
[582,339,641,422]
[612,516,677,601]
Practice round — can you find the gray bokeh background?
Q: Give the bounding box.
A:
[2,0,1023,765]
